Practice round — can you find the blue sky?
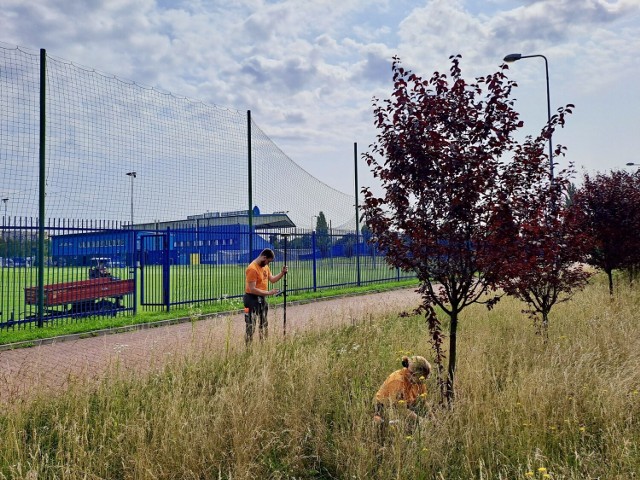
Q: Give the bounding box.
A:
[2,0,639,196]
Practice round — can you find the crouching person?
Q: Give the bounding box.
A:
[373,355,431,434]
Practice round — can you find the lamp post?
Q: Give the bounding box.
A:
[503,53,553,181]
[126,172,136,228]
[1,198,7,226]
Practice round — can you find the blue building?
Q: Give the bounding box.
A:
[51,208,295,266]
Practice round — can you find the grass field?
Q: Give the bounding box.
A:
[0,275,638,478]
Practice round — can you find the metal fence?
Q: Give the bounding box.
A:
[0,219,413,331]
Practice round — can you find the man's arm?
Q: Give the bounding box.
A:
[268,265,288,283]
[246,280,279,296]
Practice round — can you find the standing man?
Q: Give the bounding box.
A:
[244,248,288,344]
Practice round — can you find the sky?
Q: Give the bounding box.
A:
[1,0,640,197]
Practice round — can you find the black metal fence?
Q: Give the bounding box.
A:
[0,219,413,331]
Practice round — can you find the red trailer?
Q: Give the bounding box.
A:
[25,277,134,316]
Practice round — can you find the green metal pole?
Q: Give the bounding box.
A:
[354,142,361,287]
[247,110,253,261]
[37,49,46,328]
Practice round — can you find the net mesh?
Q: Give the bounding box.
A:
[0,43,356,230]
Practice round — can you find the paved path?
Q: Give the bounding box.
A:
[0,288,421,406]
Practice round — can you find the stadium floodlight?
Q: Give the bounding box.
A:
[126,172,137,227]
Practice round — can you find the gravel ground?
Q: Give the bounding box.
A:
[0,288,422,405]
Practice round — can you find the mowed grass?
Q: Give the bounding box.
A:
[0,277,638,479]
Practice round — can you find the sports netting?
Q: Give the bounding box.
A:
[0,43,357,231]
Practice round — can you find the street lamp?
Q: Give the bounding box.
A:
[2,198,7,236]
[126,172,136,228]
[503,53,553,181]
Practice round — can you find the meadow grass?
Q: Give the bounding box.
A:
[0,277,638,479]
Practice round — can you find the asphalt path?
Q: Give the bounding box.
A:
[0,288,421,406]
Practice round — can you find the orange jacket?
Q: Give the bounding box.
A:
[245,261,271,293]
[374,368,426,409]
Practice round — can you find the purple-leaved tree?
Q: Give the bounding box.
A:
[362,55,578,403]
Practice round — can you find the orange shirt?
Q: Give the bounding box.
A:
[374,368,426,408]
[245,261,271,293]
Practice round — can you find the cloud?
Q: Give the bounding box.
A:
[1,0,639,198]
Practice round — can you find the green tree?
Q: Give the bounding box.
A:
[315,212,330,257]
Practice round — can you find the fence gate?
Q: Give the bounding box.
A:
[139,232,171,310]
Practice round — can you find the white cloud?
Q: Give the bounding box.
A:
[1,0,639,201]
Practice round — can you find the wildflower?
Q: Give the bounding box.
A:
[632,390,639,396]
[579,426,586,433]
[397,400,406,406]
[542,475,551,479]
[422,447,429,453]
[549,426,556,431]
[419,375,425,381]
[419,393,427,399]
[538,467,547,474]
[525,472,534,478]
[405,435,413,441]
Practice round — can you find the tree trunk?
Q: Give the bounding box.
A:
[446,310,458,406]
[541,310,549,343]
[607,268,614,296]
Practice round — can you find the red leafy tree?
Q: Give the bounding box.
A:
[487,119,592,337]
[570,170,640,294]
[362,55,577,403]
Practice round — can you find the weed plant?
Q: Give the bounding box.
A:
[0,279,638,479]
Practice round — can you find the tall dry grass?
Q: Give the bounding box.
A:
[0,279,638,479]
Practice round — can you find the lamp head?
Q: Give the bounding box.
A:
[503,53,522,63]
[626,162,637,166]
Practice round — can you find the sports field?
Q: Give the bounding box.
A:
[0,256,412,327]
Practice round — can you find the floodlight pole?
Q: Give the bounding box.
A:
[126,171,136,228]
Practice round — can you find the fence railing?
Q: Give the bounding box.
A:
[0,220,413,330]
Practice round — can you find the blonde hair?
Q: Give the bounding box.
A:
[402,355,431,378]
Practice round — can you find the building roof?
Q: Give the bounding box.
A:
[134,212,296,231]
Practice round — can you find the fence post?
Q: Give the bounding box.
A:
[131,230,138,315]
[37,48,47,328]
[163,228,170,311]
[247,110,253,261]
[312,231,317,292]
[354,142,361,287]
